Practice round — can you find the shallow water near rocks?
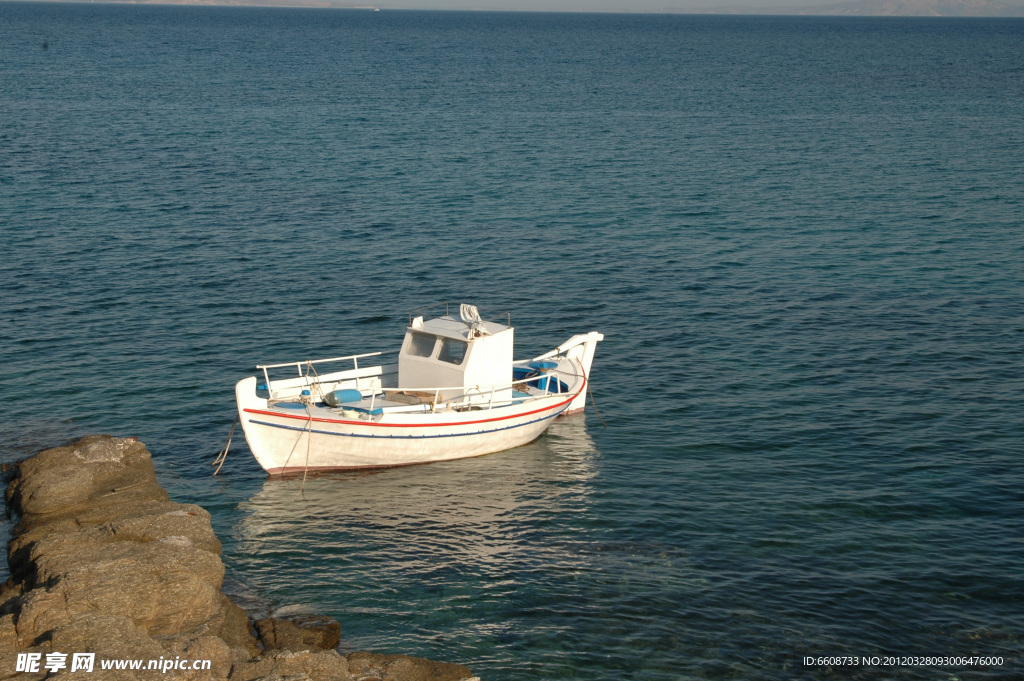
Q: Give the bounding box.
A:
[2,5,1023,679]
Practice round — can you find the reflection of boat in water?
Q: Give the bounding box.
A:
[238,415,598,543]
[235,303,603,475]
[231,417,599,633]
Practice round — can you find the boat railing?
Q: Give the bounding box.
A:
[258,352,583,413]
[257,351,394,396]
[358,367,582,414]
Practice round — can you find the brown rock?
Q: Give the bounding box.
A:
[228,649,350,681]
[103,501,223,555]
[2,436,476,681]
[15,537,225,639]
[0,580,23,615]
[156,631,234,680]
[0,614,18,657]
[213,595,262,659]
[346,652,476,681]
[5,436,167,523]
[43,613,171,680]
[2,437,226,643]
[255,615,341,652]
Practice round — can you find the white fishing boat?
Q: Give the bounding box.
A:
[234,304,603,475]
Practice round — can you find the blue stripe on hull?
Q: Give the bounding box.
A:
[249,407,566,440]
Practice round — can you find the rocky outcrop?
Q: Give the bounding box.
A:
[253,616,341,652]
[1,436,477,681]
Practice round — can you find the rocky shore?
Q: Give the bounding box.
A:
[1,435,478,681]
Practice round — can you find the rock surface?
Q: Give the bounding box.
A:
[253,616,341,652]
[1,435,477,681]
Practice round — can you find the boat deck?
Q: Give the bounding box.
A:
[266,385,550,419]
[268,397,419,417]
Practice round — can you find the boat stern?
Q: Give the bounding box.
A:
[534,331,603,415]
[566,331,603,414]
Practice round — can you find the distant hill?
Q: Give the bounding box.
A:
[675,0,1024,16]
[40,0,381,7]
[31,0,1024,15]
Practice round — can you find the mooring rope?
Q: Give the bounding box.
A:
[301,403,313,493]
[212,415,239,476]
[579,360,607,428]
[305,359,324,400]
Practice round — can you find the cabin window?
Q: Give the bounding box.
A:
[438,338,468,365]
[407,332,436,357]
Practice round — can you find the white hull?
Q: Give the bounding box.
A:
[236,377,579,474]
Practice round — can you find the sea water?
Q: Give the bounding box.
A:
[1,5,1022,679]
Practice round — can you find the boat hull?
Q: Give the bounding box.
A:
[236,376,578,474]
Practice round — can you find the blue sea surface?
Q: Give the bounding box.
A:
[2,4,1023,679]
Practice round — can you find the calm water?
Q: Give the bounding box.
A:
[2,4,1023,679]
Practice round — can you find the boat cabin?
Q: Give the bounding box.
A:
[398,314,514,404]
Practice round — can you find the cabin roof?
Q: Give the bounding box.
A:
[410,315,512,341]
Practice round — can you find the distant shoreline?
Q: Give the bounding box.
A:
[10,0,1024,18]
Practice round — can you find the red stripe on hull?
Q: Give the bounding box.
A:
[244,375,585,429]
